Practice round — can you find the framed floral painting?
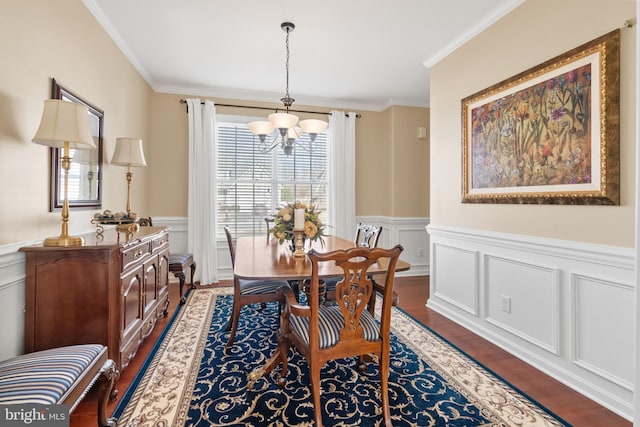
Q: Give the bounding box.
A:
[461,29,620,205]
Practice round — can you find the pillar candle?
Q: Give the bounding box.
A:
[294,208,305,231]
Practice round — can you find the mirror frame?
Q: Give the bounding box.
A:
[50,79,104,211]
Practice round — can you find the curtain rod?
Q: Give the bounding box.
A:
[179,99,360,118]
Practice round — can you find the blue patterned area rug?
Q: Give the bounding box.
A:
[113,287,570,426]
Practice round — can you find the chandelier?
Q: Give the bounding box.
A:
[248,22,328,155]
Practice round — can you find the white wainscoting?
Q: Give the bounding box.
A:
[427,224,635,421]
[0,241,29,360]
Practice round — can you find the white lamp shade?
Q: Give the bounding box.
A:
[268,112,299,130]
[299,119,328,135]
[248,121,275,136]
[111,137,147,167]
[32,99,96,149]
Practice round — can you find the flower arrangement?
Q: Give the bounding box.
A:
[270,201,326,247]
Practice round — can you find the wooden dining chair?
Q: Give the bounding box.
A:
[354,222,383,248]
[224,226,290,347]
[275,244,404,427]
[324,223,383,302]
[264,216,275,241]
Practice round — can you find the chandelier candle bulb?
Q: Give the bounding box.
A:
[294,208,305,231]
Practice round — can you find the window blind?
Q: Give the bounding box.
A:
[216,122,328,238]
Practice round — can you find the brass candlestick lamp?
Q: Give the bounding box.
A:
[32,99,96,247]
[111,137,147,215]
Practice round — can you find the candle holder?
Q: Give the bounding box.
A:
[293,230,306,258]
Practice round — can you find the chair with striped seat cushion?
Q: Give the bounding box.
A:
[0,344,117,427]
[224,226,290,347]
[276,244,404,427]
[288,304,380,348]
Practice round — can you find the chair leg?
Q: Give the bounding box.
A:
[310,362,323,427]
[380,350,392,427]
[226,300,242,347]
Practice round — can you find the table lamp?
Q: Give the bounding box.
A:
[111,137,147,215]
[32,99,96,247]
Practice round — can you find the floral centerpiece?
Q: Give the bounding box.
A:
[270,201,326,250]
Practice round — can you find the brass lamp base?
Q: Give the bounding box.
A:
[43,235,85,247]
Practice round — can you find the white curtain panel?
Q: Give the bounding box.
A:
[186,98,218,285]
[328,111,356,239]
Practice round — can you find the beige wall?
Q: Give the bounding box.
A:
[147,94,430,219]
[386,106,429,217]
[0,0,152,245]
[430,0,636,247]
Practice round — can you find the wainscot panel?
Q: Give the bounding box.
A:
[426,224,634,421]
[484,255,559,355]
[0,241,29,360]
[572,273,634,391]
[432,243,479,315]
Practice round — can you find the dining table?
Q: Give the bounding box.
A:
[233,234,411,389]
[234,235,411,281]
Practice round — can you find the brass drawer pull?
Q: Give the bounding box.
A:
[134,249,144,259]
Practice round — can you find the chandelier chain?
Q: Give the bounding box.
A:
[285,28,290,101]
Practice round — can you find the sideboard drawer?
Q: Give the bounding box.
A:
[152,231,169,254]
[122,241,151,272]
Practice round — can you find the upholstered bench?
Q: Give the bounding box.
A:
[0,344,117,427]
[169,252,196,304]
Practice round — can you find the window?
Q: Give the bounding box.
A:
[216,120,328,238]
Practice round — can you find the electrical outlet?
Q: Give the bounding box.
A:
[501,295,511,313]
[418,248,424,257]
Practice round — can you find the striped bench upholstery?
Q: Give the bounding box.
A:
[289,305,380,348]
[0,344,117,427]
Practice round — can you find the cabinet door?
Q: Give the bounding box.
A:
[143,256,158,317]
[121,266,143,349]
[158,249,169,300]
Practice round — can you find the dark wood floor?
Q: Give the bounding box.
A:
[71,276,630,427]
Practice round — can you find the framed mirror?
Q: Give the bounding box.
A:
[50,79,103,211]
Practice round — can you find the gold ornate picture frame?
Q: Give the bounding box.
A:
[462,29,620,205]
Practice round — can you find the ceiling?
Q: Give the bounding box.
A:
[84,0,523,111]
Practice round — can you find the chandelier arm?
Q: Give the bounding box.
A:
[255,132,281,153]
[293,140,313,154]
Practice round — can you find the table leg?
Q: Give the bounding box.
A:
[247,338,285,390]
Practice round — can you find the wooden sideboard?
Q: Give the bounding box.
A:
[20,226,170,372]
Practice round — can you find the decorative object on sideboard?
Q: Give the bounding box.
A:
[32,99,96,247]
[92,209,139,240]
[247,22,328,155]
[111,137,147,215]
